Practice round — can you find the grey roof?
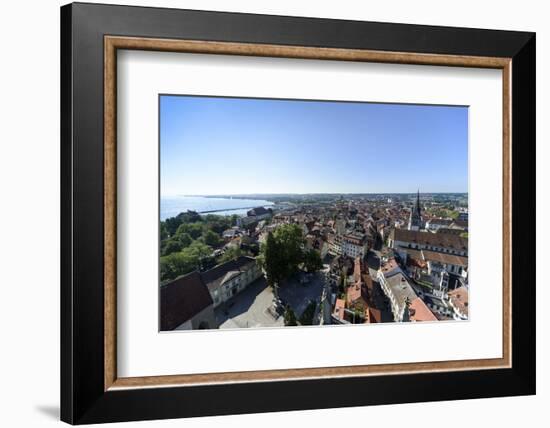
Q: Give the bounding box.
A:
[200,256,257,292]
[247,206,270,216]
[385,272,418,309]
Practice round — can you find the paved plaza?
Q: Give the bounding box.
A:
[215,277,284,329]
[215,271,327,329]
[278,271,326,319]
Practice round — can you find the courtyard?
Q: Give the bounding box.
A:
[215,277,283,329]
[215,271,326,329]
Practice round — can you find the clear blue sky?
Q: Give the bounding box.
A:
[160,95,468,196]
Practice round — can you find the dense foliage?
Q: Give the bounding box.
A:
[304,248,323,273]
[218,246,244,263]
[160,240,213,282]
[258,223,324,289]
[159,211,239,283]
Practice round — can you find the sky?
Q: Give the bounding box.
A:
[160,95,468,196]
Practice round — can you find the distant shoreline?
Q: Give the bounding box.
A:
[160,196,275,221]
[181,192,468,197]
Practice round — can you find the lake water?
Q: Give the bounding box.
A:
[160,196,274,220]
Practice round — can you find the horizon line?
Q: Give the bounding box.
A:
[162,192,468,197]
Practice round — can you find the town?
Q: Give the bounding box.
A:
[160,192,469,331]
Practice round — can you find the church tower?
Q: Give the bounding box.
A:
[408,190,423,231]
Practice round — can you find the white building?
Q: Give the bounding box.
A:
[328,232,368,258]
[201,256,262,307]
[341,233,368,258]
[423,249,468,277]
[328,233,342,256]
[377,269,417,322]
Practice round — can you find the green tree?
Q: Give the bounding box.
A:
[283,306,298,326]
[161,239,182,256]
[203,214,232,234]
[176,210,202,223]
[219,246,243,263]
[259,224,308,291]
[273,224,304,278]
[159,241,213,283]
[160,252,196,283]
[259,231,284,288]
[304,249,323,273]
[164,216,182,237]
[185,240,213,258]
[176,222,204,240]
[161,232,193,256]
[160,222,169,241]
[175,232,193,248]
[163,211,202,237]
[202,229,222,247]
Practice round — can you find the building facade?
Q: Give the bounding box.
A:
[341,233,368,258]
[201,256,263,307]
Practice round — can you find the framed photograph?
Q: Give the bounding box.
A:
[61,2,535,424]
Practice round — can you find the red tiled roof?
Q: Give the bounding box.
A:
[409,297,438,322]
[346,283,362,304]
[448,286,469,317]
[380,258,400,274]
[368,307,382,323]
[422,250,468,267]
[333,298,346,320]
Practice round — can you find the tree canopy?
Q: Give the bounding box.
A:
[159,211,238,283]
[304,248,323,273]
[219,246,244,263]
[258,223,323,288]
[160,240,213,283]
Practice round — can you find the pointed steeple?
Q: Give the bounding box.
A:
[408,189,423,231]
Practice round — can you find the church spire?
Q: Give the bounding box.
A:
[408,189,423,231]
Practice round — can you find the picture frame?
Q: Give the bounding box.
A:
[60,2,535,424]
